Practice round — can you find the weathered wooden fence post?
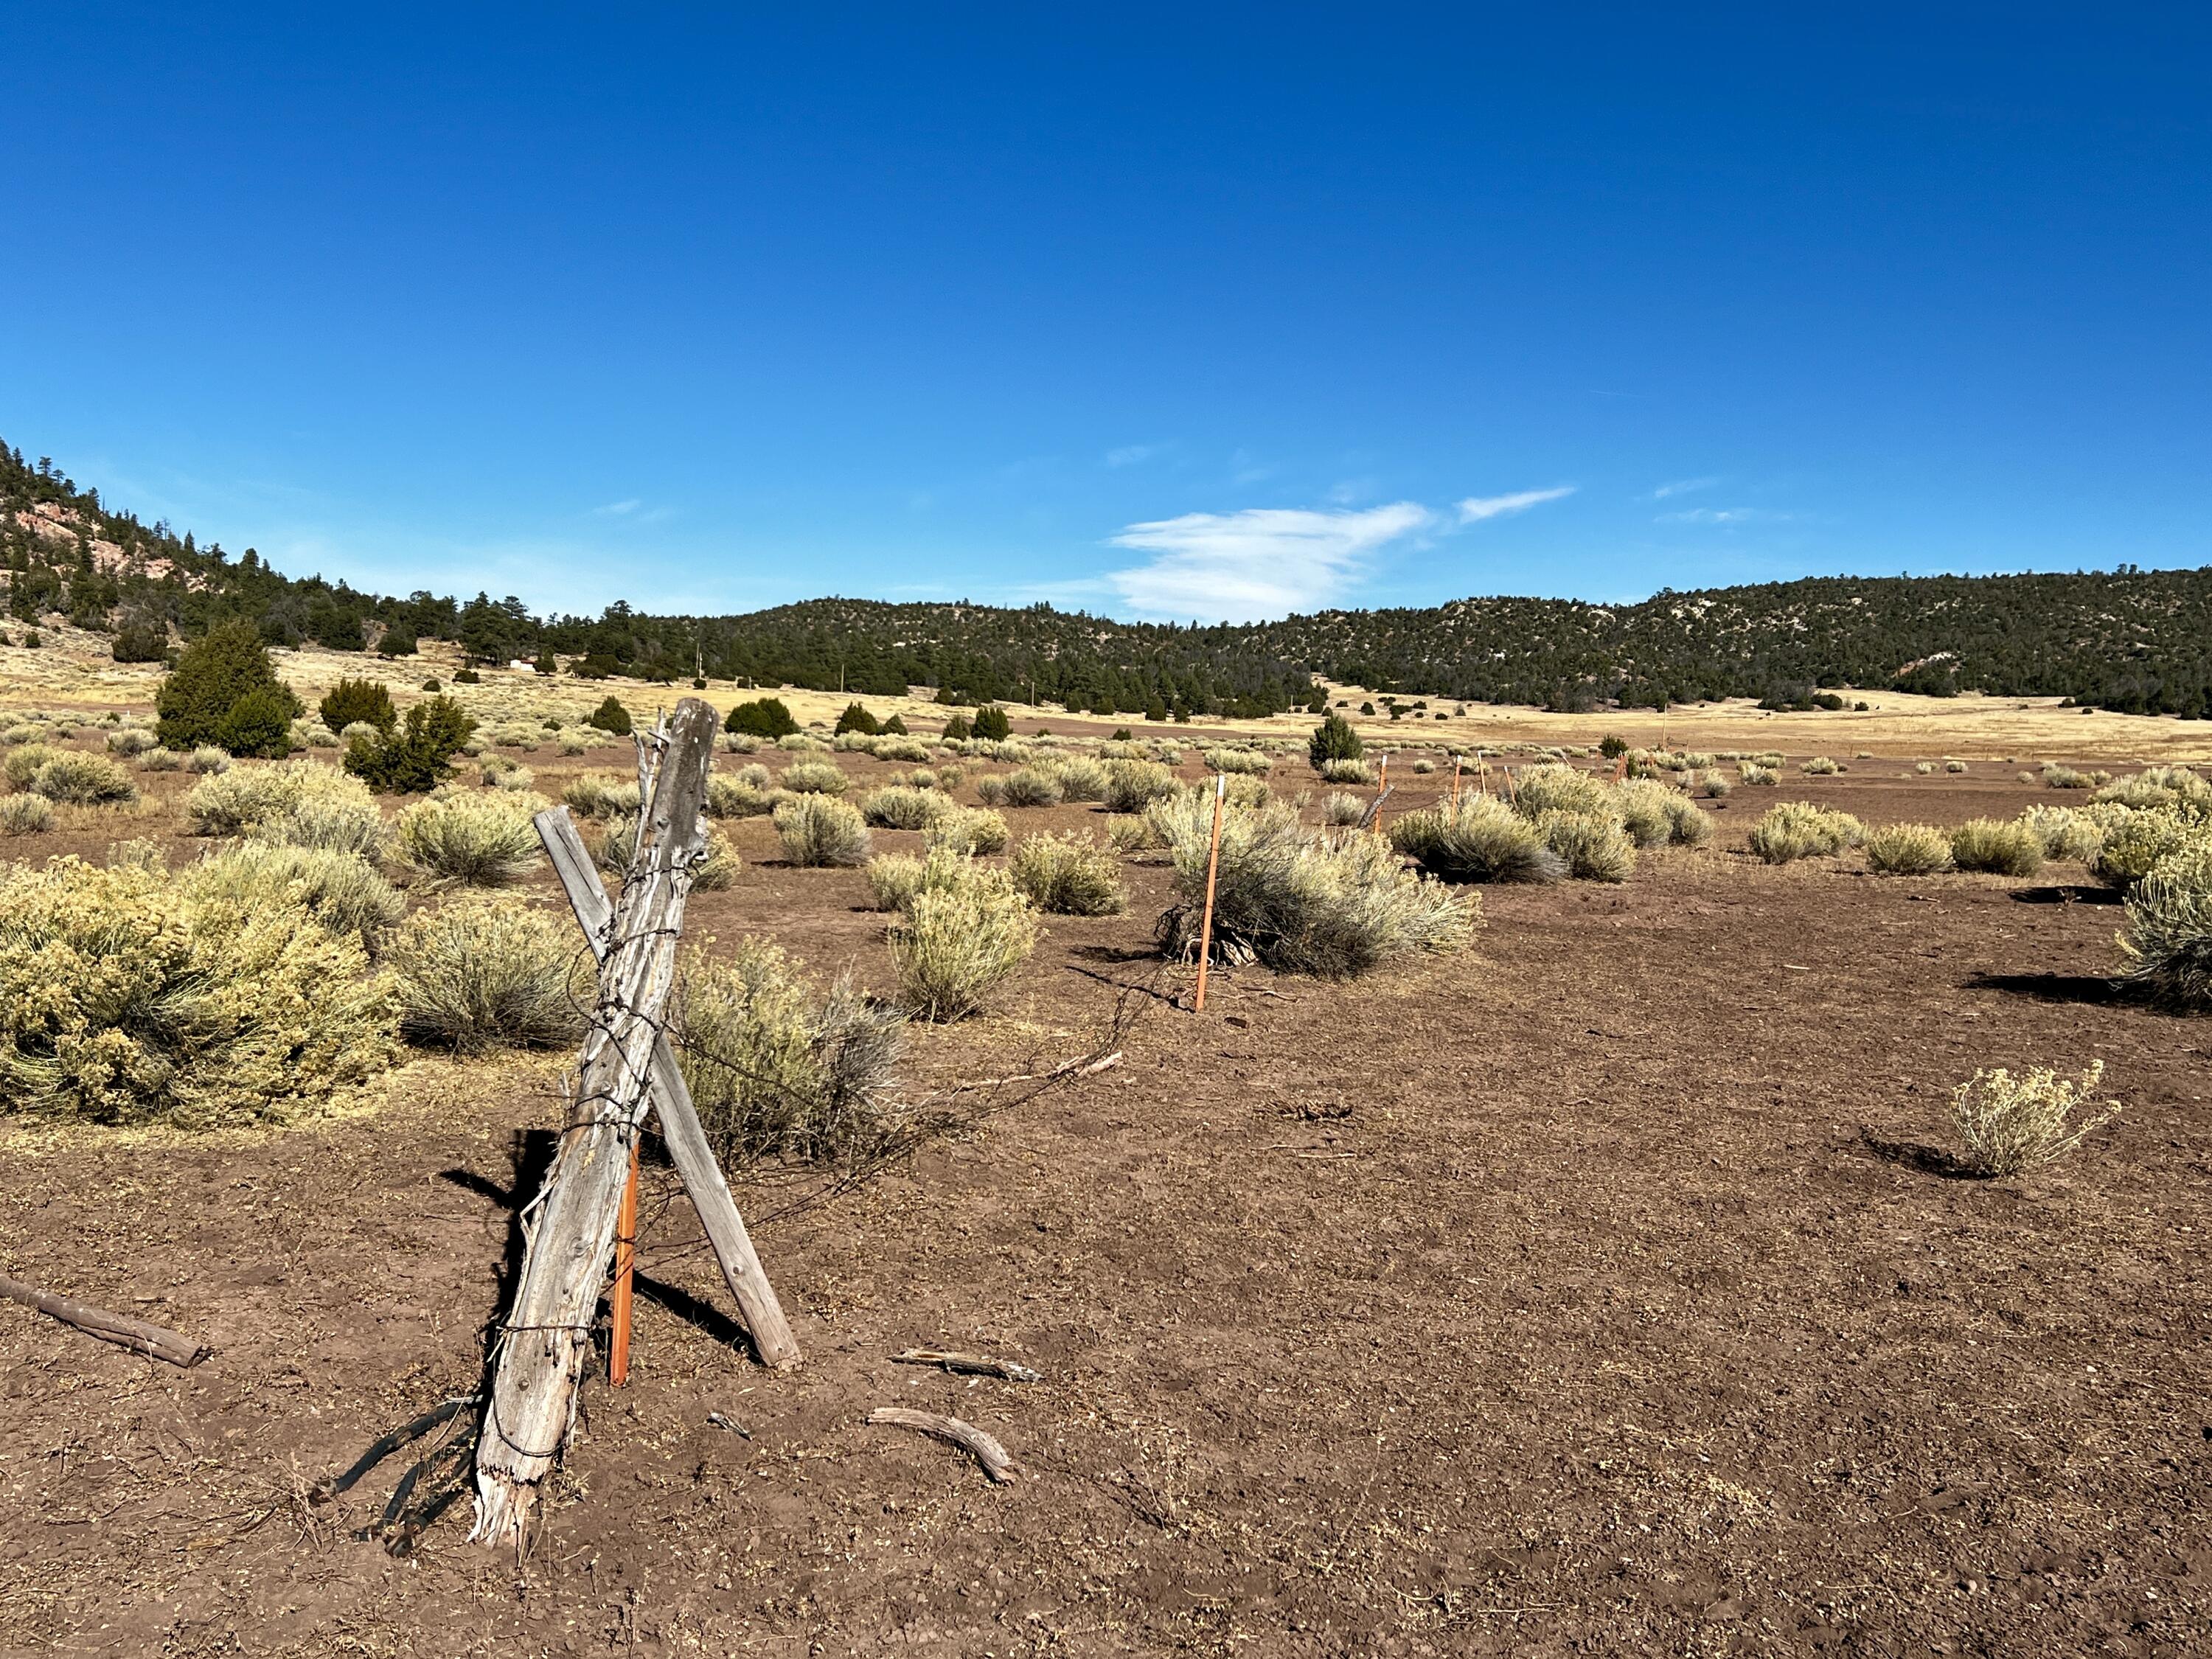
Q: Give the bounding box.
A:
[471,697,720,1545]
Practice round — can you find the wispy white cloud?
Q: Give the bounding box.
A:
[1656,506,1797,526]
[594,498,675,525]
[1455,486,1575,524]
[596,498,641,516]
[1107,502,1433,622]
[1105,443,1164,468]
[1652,476,1720,500]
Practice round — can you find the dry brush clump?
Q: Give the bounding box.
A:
[1950,1060,2120,1178]
[2092,806,2211,890]
[860,785,954,830]
[386,896,590,1054]
[563,771,644,820]
[774,793,872,866]
[182,842,407,948]
[27,750,139,805]
[2093,766,2211,812]
[1009,830,1127,915]
[924,804,1010,856]
[781,759,851,796]
[2017,804,2104,864]
[396,790,549,888]
[1864,823,1954,875]
[671,939,905,1166]
[0,793,55,835]
[1321,791,1367,827]
[1948,818,2045,878]
[1746,801,1865,865]
[1537,810,1637,883]
[184,760,385,856]
[2118,840,2212,1012]
[1154,793,1476,977]
[887,858,1040,1020]
[0,855,398,1127]
[1103,759,1177,813]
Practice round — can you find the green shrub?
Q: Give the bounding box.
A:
[0,856,397,1125]
[1610,780,1677,849]
[595,813,740,890]
[182,842,406,947]
[29,751,139,805]
[155,622,305,755]
[2119,841,2212,1011]
[1950,1061,2121,1178]
[386,897,588,1054]
[1949,818,2045,877]
[342,696,477,793]
[2093,807,2211,890]
[781,759,851,796]
[670,939,904,1165]
[2093,766,2211,811]
[563,771,642,819]
[834,701,881,736]
[1538,810,1636,883]
[0,793,54,835]
[395,791,546,887]
[1205,747,1273,776]
[1865,823,1953,875]
[774,794,871,866]
[860,785,953,830]
[705,774,775,818]
[864,852,930,912]
[1513,764,1610,819]
[1010,831,1127,914]
[725,698,799,739]
[1746,801,1864,864]
[888,862,1039,1019]
[183,760,385,855]
[587,696,633,736]
[1052,757,1110,801]
[319,677,397,734]
[1801,756,1842,776]
[993,766,1058,807]
[1390,793,1564,883]
[1153,793,1477,976]
[1308,713,1363,771]
[925,806,1010,856]
[972,706,1012,742]
[3,742,53,788]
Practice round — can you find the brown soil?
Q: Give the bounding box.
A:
[3,749,2210,1656]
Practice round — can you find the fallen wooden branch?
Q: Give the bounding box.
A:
[866,1407,1018,1484]
[891,1348,1042,1382]
[940,1050,1122,1096]
[0,1274,209,1368]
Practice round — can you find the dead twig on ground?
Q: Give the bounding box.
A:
[0,1274,210,1368]
[891,1348,1042,1382]
[866,1408,1018,1483]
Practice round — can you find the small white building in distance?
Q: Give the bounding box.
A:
[508,660,537,674]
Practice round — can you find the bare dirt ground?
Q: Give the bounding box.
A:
[4,710,2211,1655]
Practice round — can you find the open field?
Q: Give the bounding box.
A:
[2,644,2210,1657]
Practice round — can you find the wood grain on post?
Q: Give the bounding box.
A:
[1192,772,1227,1012]
[532,806,800,1371]
[0,1274,209,1368]
[471,697,719,1545]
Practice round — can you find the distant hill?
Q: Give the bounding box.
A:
[4,439,2208,718]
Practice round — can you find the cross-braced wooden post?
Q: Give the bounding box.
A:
[471,698,723,1545]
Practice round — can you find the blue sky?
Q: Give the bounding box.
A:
[2,5,2205,622]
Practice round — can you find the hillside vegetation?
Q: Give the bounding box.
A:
[6,441,2208,718]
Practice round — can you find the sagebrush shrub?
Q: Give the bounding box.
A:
[188,745,231,773]
[1320,757,1377,785]
[671,939,905,1166]
[860,785,954,830]
[1739,762,1778,786]
[1390,793,1565,883]
[1103,759,1177,813]
[1950,1061,2120,1178]
[924,805,1010,856]
[1610,780,1677,849]
[396,791,547,887]
[0,793,55,835]
[1203,747,1273,776]
[29,751,139,805]
[3,743,53,788]
[387,897,588,1053]
[2017,804,2103,864]
[183,842,406,947]
[1321,791,1367,827]
[999,766,1063,808]
[138,747,182,772]
[782,759,850,796]
[1801,756,1842,776]
[1009,831,1126,915]
[2118,841,2212,1012]
[1513,764,1610,819]
[564,771,643,820]
[2093,807,2210,890]
[703,774,774,818]
[0,855,397,1125]
[2094,767,2211,811]
[1051,757,1111,801]
[775,793,871,866]
[1153,793,1477,976]
[1746,801,1864,864]
[1538,810,1636,883]
[105,728,157,757]
[1864,822,1953,875]
[1949,818,2044,878]
[1946,759,1969,773]
[888,861,1040,1020]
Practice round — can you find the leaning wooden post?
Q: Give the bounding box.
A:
[608,1144,640,1387]
[472,697,719,1545]
[533,807,799,1369]
[1192,773,1227,1013]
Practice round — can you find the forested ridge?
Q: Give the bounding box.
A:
[5,441,2209,717]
